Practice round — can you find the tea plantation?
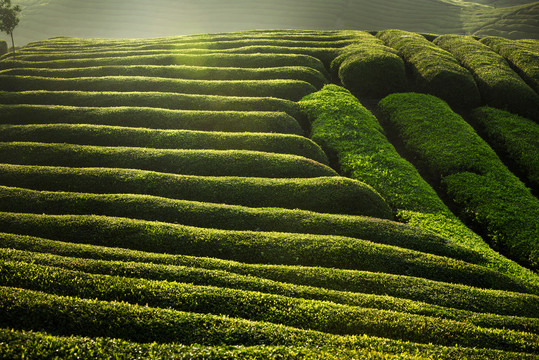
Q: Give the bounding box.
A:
[0,29,538,359]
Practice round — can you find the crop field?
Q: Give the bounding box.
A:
[0,29,538,359]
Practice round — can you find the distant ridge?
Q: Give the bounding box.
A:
[7,0,539,46]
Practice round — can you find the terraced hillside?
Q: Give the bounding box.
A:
[0,30,538,359]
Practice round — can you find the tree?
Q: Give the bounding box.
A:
[0,0,21,56]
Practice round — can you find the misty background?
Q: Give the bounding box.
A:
[7,0,539,46]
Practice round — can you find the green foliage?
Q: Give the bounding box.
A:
[470,107,539,192]
[2,30,539,357]
[0,91,306,127]
[0,142,337,178]
[0,186,483,262]
[379,92,539,270]
[480,36,539,93]
[330,34,407,98]
[377,29,480,108]
[0,104,304,134]
[3,232,539,317]
[0,75,316,101]
[300,85,539,289]
[0,164,392,218]
[0,328,417,360]
[0,211,527,290]
[1,260,538,351]
[434,35,539,121]
[0,39,6,55]
[300,85,448,215]
[0,123,329,163]
[15,37,356,52]
[0,0,20,52]
[0,65,329,89]
[2,248,537,334]
[2,46,339,75]
[0,53,328,74]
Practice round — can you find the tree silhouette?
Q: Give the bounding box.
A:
[0,0,21,56]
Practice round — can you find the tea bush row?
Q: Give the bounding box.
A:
[0,328,406,360]
[377,29,480,108]
[0,65,329,89]
[2,285,538,354]
[0,123,328,163]
[1,260,537,351]
[2,247,537,334]
[19,30,364,52]
[0,53,328,74]
[0,142,336,178]
[14,38,357,55]
[3,47,339,73]
[0,91,306,127]
[0,75,316,102]
[434,35,539,121]
[0,164,392,218]
[330,34,407,97]
[470,107,539,192]
[3,232,538,316]
[480,36,539,93]
[0,104,304,134]
[378,93,539,270]
[298,85,539,289]
[3,292,535,359]
[0,212,525,290]
[0,186,482,262]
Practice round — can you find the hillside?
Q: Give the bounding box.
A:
[5,0,539,47]
[0,29,538,358]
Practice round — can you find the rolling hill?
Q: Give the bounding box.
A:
[4,0,539,48]
[0,29,538,358]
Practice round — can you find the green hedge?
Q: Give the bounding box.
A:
[376,29,480,108]
[434,35,539,121]
[0,105,304,134]
[3,327,535,360]
[0,65,329,89]
[8,44,339,71]
[3,232,538,316]
[0,212,526,290]
[0,75,316,102]
[1,286,537,354]
[20,31,362,51]
[0,328,412,360]
[0,285,359,346]
[0,91,306,128]
[1,46,336,78]
[299,85,539,290]
[16,37,356,54]
[2,260,538,350]
[2,248,537,334]
[0,45,340,62]
[0,41,6,56]
[330,34,407,98]
[470,107,539,192]
[0,164,392,218]
[480,36,539,93]
[0,186,482,262]
[14,38,356,55]
[0,142,337,178]
[0,123,328,163]
[0,53,328,74]
[300,85,448,215]
[378,93,539,270]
